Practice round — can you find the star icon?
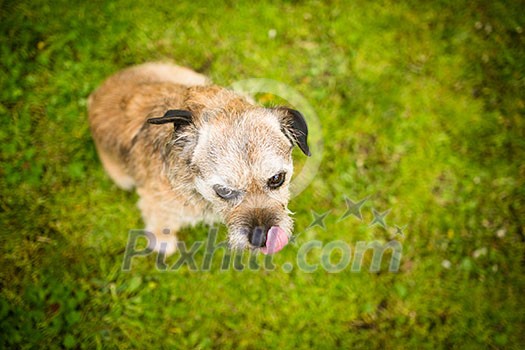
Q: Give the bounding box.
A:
[339,196,369,221]
[369,208,391,229]
[289,233,300,245]
[307,210,331,230]
[393,224,407,237]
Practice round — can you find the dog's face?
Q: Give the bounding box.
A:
[148,89,310,253]
[192,108,306,251]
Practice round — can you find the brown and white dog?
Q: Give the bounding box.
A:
[88,62,310,255]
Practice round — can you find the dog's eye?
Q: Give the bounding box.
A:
[267,172,286,189]
[213,185,238,200]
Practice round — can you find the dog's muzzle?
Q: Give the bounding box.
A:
[229,207,290,254]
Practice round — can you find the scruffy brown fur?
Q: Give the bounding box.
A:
[88,62,310,254]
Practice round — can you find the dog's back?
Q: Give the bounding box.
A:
[88,63,208,189]
[108,62,209,87]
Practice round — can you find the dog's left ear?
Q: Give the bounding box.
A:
[276,107,311,157]
[147,109,193,130]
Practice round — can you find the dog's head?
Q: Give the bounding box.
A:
[148,86,310,253]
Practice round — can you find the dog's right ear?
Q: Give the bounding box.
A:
[147,109,193,130]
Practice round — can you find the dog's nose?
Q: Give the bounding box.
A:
[248,226,267,247]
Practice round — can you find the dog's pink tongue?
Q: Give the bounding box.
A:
[261,226,289,255]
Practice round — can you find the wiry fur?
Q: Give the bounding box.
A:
[88,62,304,255]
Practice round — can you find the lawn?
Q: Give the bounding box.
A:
[1,0,524,348]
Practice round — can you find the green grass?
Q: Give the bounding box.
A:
[1,0,524,348]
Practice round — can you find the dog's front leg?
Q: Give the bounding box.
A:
[136,188,181,256]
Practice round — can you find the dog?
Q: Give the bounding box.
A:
[88,62,310,255]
